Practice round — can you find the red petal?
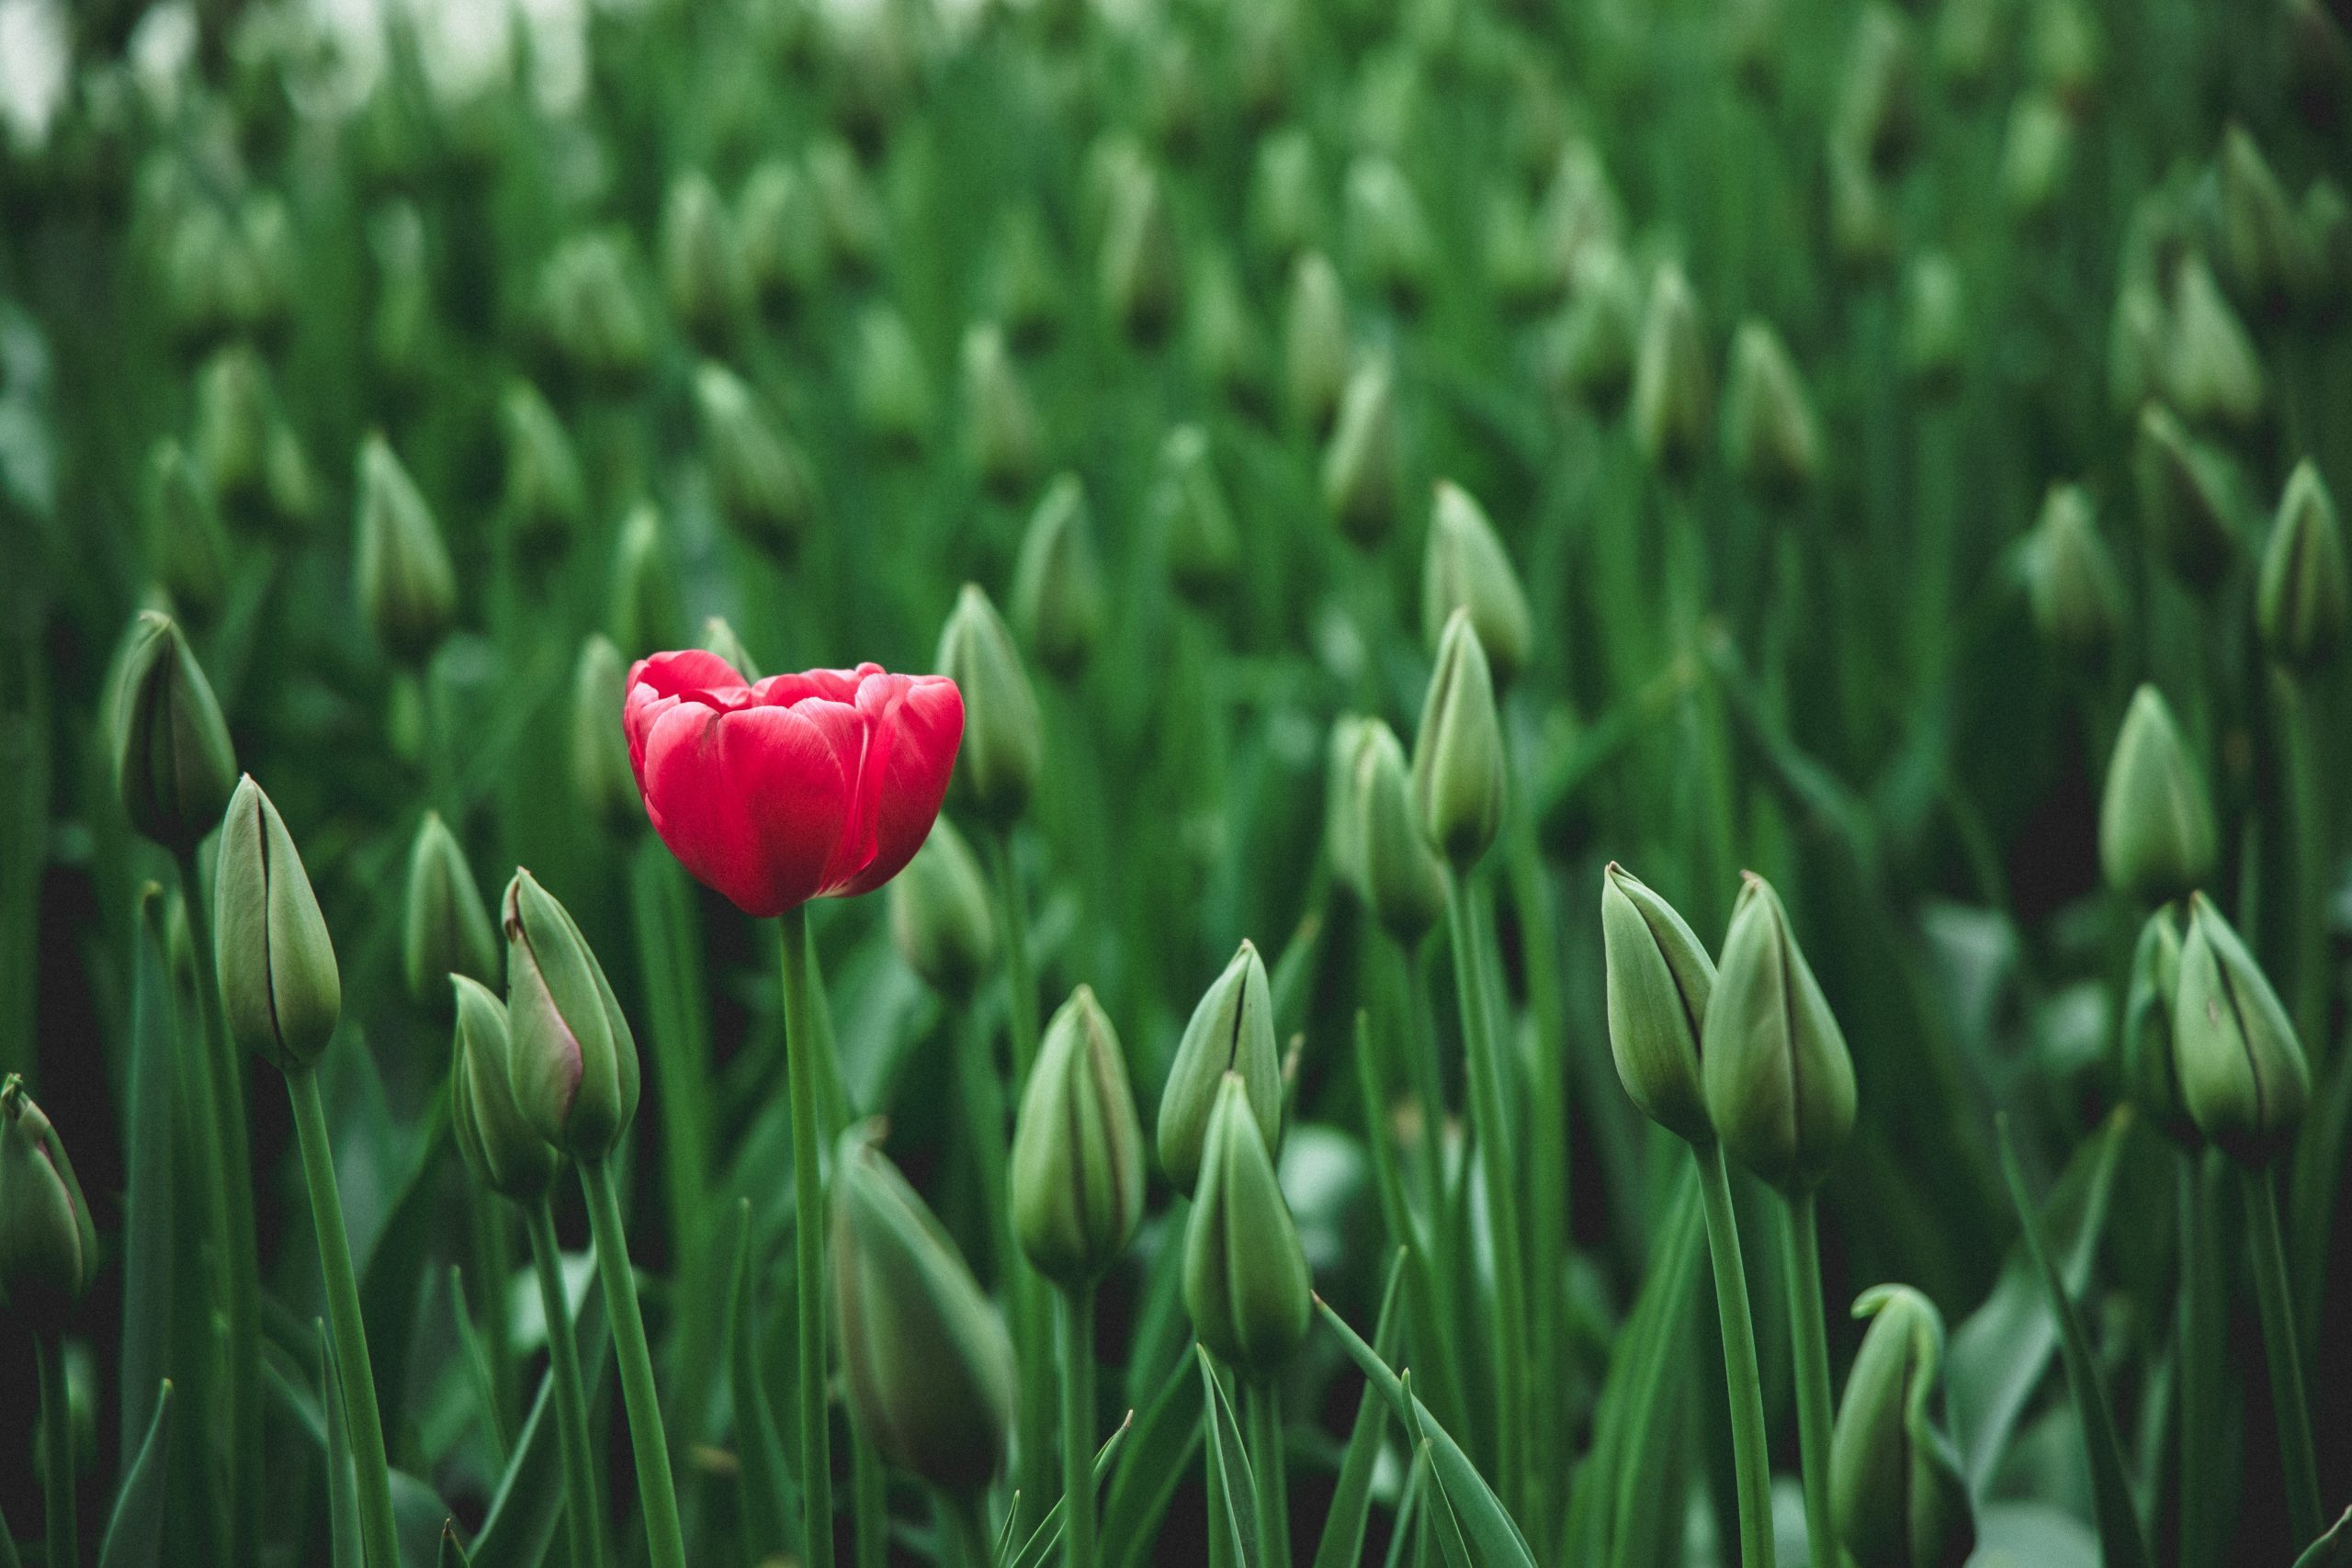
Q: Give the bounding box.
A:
[637,699,852,916]
[837,674,963,897]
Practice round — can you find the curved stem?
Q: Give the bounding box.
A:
[526,1200,607,1568]
[1059,1286,1098,1568]
[581,1156,687,1568]
[288,1066,401,1568]
[2243,1166,2323,1547]
[2175,1153,2219,1568]
[989,827,1056,1531]
[1247,1381,1290,1568]
[1695,1145,1776,1568]
[1783,1193,1838,1568]
[777,905,835,1568]
[38,1333,74,1568]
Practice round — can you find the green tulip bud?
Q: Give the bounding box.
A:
[1631,264,1713,476]
[1324,716,1374,897]
[1159,941,1283,1195]
[147,439,229,618]
[737,159,824,314]
[163,205,239,347]
[609,502,684,660]
[701,616,761,682]
[695,362,814,557]
[1099,160,1182,344]
[1411,609,1505,869]
[2163,256,2265,430]
[449,976,560,1204]
[500,380,586,558]
[2025,484,2124,661]
[1190,248,1271,412]
[1345,154,1434,309]
[2109,280,2167,416]
[1352,719,1449,945]
[888,818,996,1000]
[809,141,885,279]
[936,583,1043,825]
[2217,125,2307,309]
[1011,475,1104,679]
[571,635,642,836]
[0,1077,97,1330]
[854,306,933,452]
[503,868,640,1160]
[1155,425,1242,604]
[1182,1074,1312,1380]
[2133,403,2238,586]
[1600,863,1716,1145]
[230,193,297,339]
[832,1132,1017,1494]
[369,201,435,390]
[1283,251,1350,436]
[961,325,1041,497]
[1250,129,1325,265]
[1538,141,1627,287]
[1829,145,1897,269]
[1422,481,1532,686]
[662,171,741,348]
[1833,5,1919,175]
[1831,1285,1975,1568]
[2121,902,2198,1148]
[1552,243,1641,406]
[355,434,458,664]
[2030,0,2103,102]
[1935,0,2001,86]
[403,812,499,1010]
[110,610,237,852]
[2098,684,2218,905]
[2256,461,2347,672]
[986,207,1063,352]
[1011,986,1145,1288]
[538,232,652,387]
[1900,252,1966,389]
[1998,94,2075,219]
[2176,894,2310,1167]
[193,344,287,530]
[1143,30,1203,153]
[1723,321,1821,499]
[1323,355,1400,547]
[1702,874,1857,1193]
[215,775,343,1074]
[1485,183,1564,316]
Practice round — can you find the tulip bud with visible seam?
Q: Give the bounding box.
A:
[1354,719,1448,946]
[1156,425,1243,604]
[2256,461,2347,672]
[1702,874,1856,1193]
[738,159,823,315]
[0,1077,97,1331]
[2121,902,2198,1148]
[503,868,640,1161]
[961,324,1041,498]
[2025,484,2122,662]
[1011,475,1103,679]
[1283,252,1349,436]
[1601,864,1715,1145]
[1323,355,1400,547]
[355,434,457,664]
[403,811,500,1010]
[2133,403,2237,586]
[2098,684,2217,906]
[1723,321,1821,500]
[216,774,343,1074]
[1631,264,1712,476]
[1100,160,1182,344]
[695,362,814,558]
[1010,987,1145,1288]
[662,171,741,349]
[1831,1285,1975,1568]
[936,583,1043,827]
[1182,1073,1312,1380]
[1159,941,1283,1195]
[1423,481,1533,686]
[2175,893,2310,1167]
[1411,609,1505,869]
[449,976,560,1205]
[2163,256,2265,430]
[111,610,238,853]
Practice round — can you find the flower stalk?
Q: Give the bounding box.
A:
[778,904,835,1567]
[526,1200,607,1568]
[580,1155,687,1568]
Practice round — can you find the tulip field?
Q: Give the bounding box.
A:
[6,0,2352,1564]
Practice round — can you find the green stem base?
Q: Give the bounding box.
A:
[779,905,836,1566]
[582,1156,687,1568]
[1697,1145,1776,1568]
[527,1200,607,1568]
[2242,1166,2323,1547]
[1783,1193,1837,1568]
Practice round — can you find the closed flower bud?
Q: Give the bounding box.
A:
[832,1133,1017,1494]
[1900,252,1966,389]
[1250,129,1325,265]
[1325,716,1375,897]
[1182,1074,1312,1380]
[1011,475,1103,678]
[1631,264,1713,476]
[662,171,741,348]
[216,775,343,1074]
[147,439,229,618]
[888,818,995,1000]
[1831,1285,1975,1568]
[936,584,1042,826]
[1354,719,1449,945]
[403,812,499,1010]
[539,232,651,387]
[1834,5,1919,175]
[961,325,1041,497]
[609,503,684,660]
[0,1077,96,1330]
[810,141,885,279]
[2098,685,2218,905]
[695,363,814,557]
[1600,864,1716,1145]
[700,616,761,682]
[1423,482,1533,687]
[986,207,1063,351]
[1702,874,1857,1193]
[1345,154,1433,309]
[2025,484,2123,660]
[571,636,641,835]
[111,610,237,852]
[2109,281,2166,416]
[1540,141,1627,287]
[1323,355,1400,547]
[503,868,641,1160]
[1552,244,1642,406]
[2256,461,2347,671]
[737,160,824,314]
[1099,161,1182,344]
[1159,941,1283,1195]
[355,434,457,664]
[449,976,559,1204]
[1830,147,1897,269]
[2164,256,2265,430]
[500,380,586,558]
[1190,249,1271,412]
[2176,894,2310,1167]
[2133,404,2238,586]
[855,306,933,452]
[1283,252,1351,436]
[193,344,282,530]
[1011,987,1145,1288]
[1411,610,1505,869]
[2121,903,2198,1148]
[2217,125,2306,309]
[1155,426,1243,603]
[1998,94,2075,219]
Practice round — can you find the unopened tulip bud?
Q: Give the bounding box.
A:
[662,172,741,347]
[571,636,640,835]
[1702,874,1856,1193]
[888,818,995,1000]
[737,159,823,313]
[355,434,457,663]
[700,616,761,682]
[369,201,434,389]
[2025,484,2123,661]
[0,1077,96,1330]
[2098,685,2218,905]
[1011,987,1145,1288]
[2164,257,2265,430]
[403,812,499,1009]
[1283,252,1350,436]
[1901,252,1965,389]
[1485,184,1561,315]
[1631,264,1713,476]
[1353,719,1448,945]
[503,868,640,1160]
[1833,5,1919,175]
[810,141,885,279]
[449,976,559,1204]
[147,439,229,617]
[1190,249,1271,412]
[1346,154,1433,309]
[609,503,684,660]
[2121,903,2198,1148]
[2256,462,2347,672]
[1325,716,1375,898]
[1182,1074,1312,1380]
[1553,245,1641,405]
[216,775,342,1074]
[695,363,814,557]
[2109,280,2166,416]
[1011,475,1103,678]
[539,232,651,387]
[1600,864,1715,1145]
[1250,129,1325,264]
[832,1133,1016,1493]
[961,325,1040,497]
[500,380,585,558]
[1830,146,1897,269]
[1155,426,1242,604]
[1423,481,1532,686]
[2217,126,2306,309]
[1721,320,1821,498]
[111,611,237,852]
[1831,1285,1975,1568]
[1539,141,1627,285]
[936,584,1042,825]
[855,306,933,451]
[986,207,1062,351]
[2176,894,2310,1166]
[1323,356,1400,547]
[1159,942,1283,1195]
[1998,95,2074,219]
[193,344,277,527]
[2133,404,2237,586]
[1411,610,1505,869]
[1100,162,1182,344]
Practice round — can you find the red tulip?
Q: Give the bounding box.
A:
[624,650,965,917]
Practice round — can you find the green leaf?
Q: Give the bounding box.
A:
[319,1322,363,1568]
[727,1198,797,1559]
[448,1266,511,1468]
[1200,1347,1262,1568]
[2294,1509,2352,1568]
[1311,1249,1408,1568]
[1003,1409,1136,1568]
[471,1271,611,1568]
[393,1474,458,1568]
[119,887,176,1475]
[1102,1332,1208,1568]
[439,1521,475,1568]
[97,1380,173,1568]
[355,1097,452,1439]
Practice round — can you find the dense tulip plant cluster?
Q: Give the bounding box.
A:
[3,0,2351,1566]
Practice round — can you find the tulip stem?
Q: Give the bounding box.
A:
[936,1492,994,1568]
[776,906,835,1568]
[956,1006,1014,1285]
[1782,1193,1838,1568]
[526,1199,608,1568]
[38,1333,74,1568]
[580,1156,688,1568]
[2175,1153,2222,1568]
[988,827,1056,1531]
[1695,1143,1777,1568]
[1059,1285,1098,1568]
[287,1066,402,1568]
[1247,1382,1291,1568]
[988,828,1040,1080]
[2242,1166,2323,1547]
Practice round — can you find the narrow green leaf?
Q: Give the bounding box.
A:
[449,1266,512,1468]
[727,1199,797,1558]
[1102,1334,1209,1568]
[319,1322,363,1568]
[96,1381,173,1568]
[1004,1410,1134,1568]
[119,887,176,1473]
[1412,1437,1475,1568]
[1311,1249,1408,1568]
[2293,1508,2352,1568]
[1200,1347,1262,1568]
[472,1272,612,1568]
[440,1520,475,1568]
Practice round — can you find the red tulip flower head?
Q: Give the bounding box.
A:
[624,651,965,917]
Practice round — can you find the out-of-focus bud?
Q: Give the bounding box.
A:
[1352,719,1448,945]
[1182,1073,1312,1380]
[737,160,824,315]
[961,325,1041,497]
[1325,716,1374,897]
[1833,5,1919,175]
[2030,0,2103,104]
[1323,355,1399,547]
[1539,141,1627,287]
[2025,484,2123,661]
[2216,125,2306,310]
[216,775,343,1074]
[1701,874,1856,1194]
[855,306,933,452]
[2121,903,2198,1148]
[1830,145,1898,270]
[701,616,761,682]
[2109,279,2167,416]
[449,976,559,1204]
[1100,160,1182,344]
[1250,129,1325,264]
[1631,264,1713,476]
[572,636,641,835]
[1485,184,1562,315]
[1345,154,1433,310]
[2256,461,2347,672]
[609,503,684,660]
[1901,252,1966,389]
[1722,321,1821,499]
[1422,481,1532,685]
[2133,403,2238,586]
[0,1077,97,1331]
[1232,2,1298,126]
[1011,475,1103,679]
[195,344,305,534]
[1552,243,1642,406]
[810,141,885,279]
[355,434,458,664]
[1411,609,1504,869]
[1010,986,1145,1288]
[503,868,640,1160]
[1159,941,1283,1195]
[1283,252,1351,436]
[403,812,499,1010]
[1998,94,2075,219]
[369,202,435,391]
[695,363,814,558]
[888,818,995,1000]
[147,439,230,618]
[1935,0,2002,88]
[539,232,652,388]
[1153,426,1241,604]
[2176,893,2310,1167]
[2163,256,2265,430]
[1190,249,1271,412]
[986,207,1062,352]
[1831,1285,1975,1568]
[1600,864,1716,1145]
[832,1132,1016,1494]
[163,205,239,348]
[111,611,237,853]
[1144,30,1203,153]
[662,172,741,348]
[936,584,1043,826]
[2098,684,2218,905]
[500,380,586,558]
